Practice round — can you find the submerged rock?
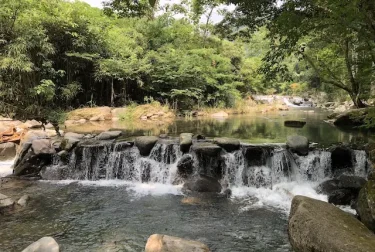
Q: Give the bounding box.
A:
[0,142,16,161]
[183,175,222,193]
[286,135,309,156]
[17,195,30,207]
[284,120,306,128]
[289,196,375,252]
[22,237,59,252]
[0,193,14,210]
[145,234,210,252]
[357,174,375,232]
[213,137,240,152]
[135,136,158,156]
[180,133,193,153]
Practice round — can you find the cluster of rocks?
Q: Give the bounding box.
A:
[20,234,210,252]
[317,100,355,113]
[0,192,30,213]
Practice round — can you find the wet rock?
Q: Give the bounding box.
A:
[135,136,158,156]
[328,189,357,205]
[183,175,222,193]
[243,146,271,166]
[177,154,194,178]
[0,142,16,161]
[40,165,69,180]
[357,175,375,232]
[333,108,367,128]
[61,137,80,151]
[180,133,193,153]
[32,139,56,155]
[22,237,60,252]
[0,193,14,210]
[17,195,30,207]
[13,149,53,176]
[96,131,122,140]
[337,175,367,190]
[192,143,222,157]
[213,137,240,152]
[286,135,309,156]
[211,111,228,118]
[289,196,375,252]
[145,234,210,252]
[284,120,306,128]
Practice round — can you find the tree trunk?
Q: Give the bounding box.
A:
[111,77,115,107]
[350,94,366,108]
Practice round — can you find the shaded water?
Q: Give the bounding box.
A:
[67,109,373,145]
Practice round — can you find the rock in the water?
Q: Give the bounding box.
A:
[213,137,240,152]
[286,135,309,156]
[328,189,357,206]
[337,175,367,190]
[333,108,367,128]
[180,133,193,153]
[330,146,353,175]
[177,154,194,178]
[13,149,53,176]
[0,142,16,161]
[0,193,14,209]
[183,175,222,193]
[317,179,340,194]
[22,237,59,252]
[135,136,158,156]
[17,195,30,207]
[357,175,375,232]
[96,131,122,140]
[284,120,306,128]
[289,196,375,252]
[145,234,210,252]
[32,139,56,155]
[192,143,222,157]
[61,137,80,151]
[64,132,84,139]
[211,111,228,118]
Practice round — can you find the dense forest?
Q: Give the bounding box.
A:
[0,0,374,121]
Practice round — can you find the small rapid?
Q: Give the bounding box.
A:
[42,140,369,212]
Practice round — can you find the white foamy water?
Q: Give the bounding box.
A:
[0,160,14,177]
[231,181,327,213]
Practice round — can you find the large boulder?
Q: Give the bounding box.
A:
[0,142,16,161]
[145,234,210,252]
[31,139,56,155]
[61,137,80,151]
[13,147,53,176]
[180,133,193,153]
[289,196,375,252]
[286,135,309,156]
[213,137,240,152]
[330,146,353,175]
[357,174,375,232]
[22,237,59,252]
[177,154,194,178]
[183,175,222,193]
[96,131,122,140]
[334,108,367,128]
[192,143,222,157]
[135,136,158,156]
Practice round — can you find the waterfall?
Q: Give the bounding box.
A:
[46,141,369,191]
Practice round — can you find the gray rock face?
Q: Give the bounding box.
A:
[192,143,222,157]
[13,149,53,176]
[135,136,159,156]
[22,237,59,252]
[183,175,222,193]
[213,137,240,152]
[32,139,56,155]
[96,131,122,140]
[286,135,309,156]
[180,133,193,153]
[0,142,16,161]
[145,234,210,252]
[357,175,375,232]
[289,196,375,252]
[62,137,80,151]
[0,193,14,210]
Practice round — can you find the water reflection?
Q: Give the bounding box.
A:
[67,109,374,145]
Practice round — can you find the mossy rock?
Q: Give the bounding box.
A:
[357,175,375,232]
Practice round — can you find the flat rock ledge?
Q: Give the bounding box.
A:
[145,234,210,252]
[289,196,375,252]
[22,237,59,252]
